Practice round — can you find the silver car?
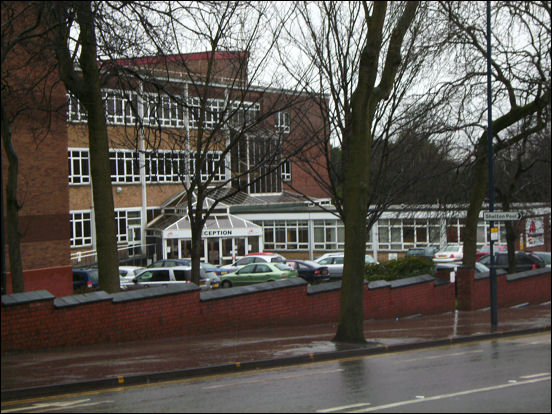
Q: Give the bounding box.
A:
[314,253,377,279]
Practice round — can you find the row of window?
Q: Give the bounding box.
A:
[67,90,290,132]
[69,148,226,184]
[71,212,509,250]
[69,148,291,185]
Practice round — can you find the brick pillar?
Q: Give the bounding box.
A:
[456,267,475,310]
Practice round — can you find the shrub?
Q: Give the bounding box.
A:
[365,256,434,282]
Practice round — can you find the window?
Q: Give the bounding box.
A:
[151,270,170,282]
[275,111,290,133]
[104,90,138,125]
[115,210,141,244]
[66,93,88,123]
[110,150,140,183]
[173,270,190,281]
[281,159,291,181]
[68,149,90,184]
[229,101,260,129]
[313,219,344,250]
[70,211,92,247]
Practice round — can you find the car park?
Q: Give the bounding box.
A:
[314,253,377,279]
[72,268,99,291]
[433,245,463,263]
[406,246,439,261]
[285,260,330,284]
[219,262,297,288]
[475,244,507,261]
[478,251,545,273]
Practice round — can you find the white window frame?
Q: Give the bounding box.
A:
[68,148,90,185]
[281,159,291,181]
[70,211,92,247]
[275,111,290,134]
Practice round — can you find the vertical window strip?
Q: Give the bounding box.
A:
[70,211,92,247]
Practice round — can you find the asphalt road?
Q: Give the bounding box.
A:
[2,332,550,413]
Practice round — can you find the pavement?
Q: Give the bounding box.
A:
[1,301,550,402]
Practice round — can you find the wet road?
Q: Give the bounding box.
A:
[2,332,550,413]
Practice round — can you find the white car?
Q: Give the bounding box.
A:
[119,266,145,289]
[433,245,464,263]
[314,253,378,279]
[129,266,220,290]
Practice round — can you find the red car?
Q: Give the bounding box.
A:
[475,244,507,261]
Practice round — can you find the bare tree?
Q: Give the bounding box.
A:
[1,1,63,292]
[431,1,550,268]
[48,1,121,292]
[277,1,432,343]
[87,1,325,284]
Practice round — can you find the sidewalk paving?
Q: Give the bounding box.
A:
[2,301,550,401]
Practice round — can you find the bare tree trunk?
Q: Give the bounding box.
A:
[1,101,24,292]
[50,1,119,292]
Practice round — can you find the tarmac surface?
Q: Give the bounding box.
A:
[1,301,550,401]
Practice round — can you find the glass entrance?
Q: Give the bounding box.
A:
[207,238,220,264]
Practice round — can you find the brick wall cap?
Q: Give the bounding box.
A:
[367,280,392,290]
[390,274,435,289]
[2,290,55,306]
[201,278,306,301]
[507,267,551,281]
[54,291,112,308]
[113,284,199,303]
[475,269,507,280]
[307,280,342,295]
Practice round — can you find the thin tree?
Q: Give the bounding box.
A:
[48,1,120,292]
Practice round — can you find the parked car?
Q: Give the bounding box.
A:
[478,251,545,273]
[217,252,287,274]
[406,246,439,261]
[219,262,297,288]
[434,261,489,283]
[285,260,330,284]
[119,266,145,288]
[475,244,507,261]
[526,251,551,268]
[72,268,99,291]
[147,259,191,268]
[433,245,463,263]
[314,253,378,279]
[130,266,220,290]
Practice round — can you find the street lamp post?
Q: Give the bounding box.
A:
[486,0,498,328]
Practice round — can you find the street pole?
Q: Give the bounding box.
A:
[486,0,498,328]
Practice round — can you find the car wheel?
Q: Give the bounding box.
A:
[222,280,232,288]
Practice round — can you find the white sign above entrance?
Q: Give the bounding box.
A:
[483,211,522,221]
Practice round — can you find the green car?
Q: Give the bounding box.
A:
[219,262,298,288]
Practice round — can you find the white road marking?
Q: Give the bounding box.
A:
[1,399,113,413]
[346,376,551,412]
[316,402,371,412]
[520,372,550,379]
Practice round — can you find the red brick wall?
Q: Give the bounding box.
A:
[4,266,73,298]
[2,278,455,352]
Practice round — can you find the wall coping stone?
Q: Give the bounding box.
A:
[54,291,112,308]
[201,278,307,301]
[2,290,55,306]
[112,284,199,303]
[307,280,342,295]
[367,280,391,290]
[390,274,435,289]
[474,269,511,280]
[507,267,550,281]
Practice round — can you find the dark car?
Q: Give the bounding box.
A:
[285,260,330,284]
[405,246,439,261]
[478,251,545,273]
[72,268,99,291]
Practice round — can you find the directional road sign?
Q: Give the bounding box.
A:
[483,211,522,221]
